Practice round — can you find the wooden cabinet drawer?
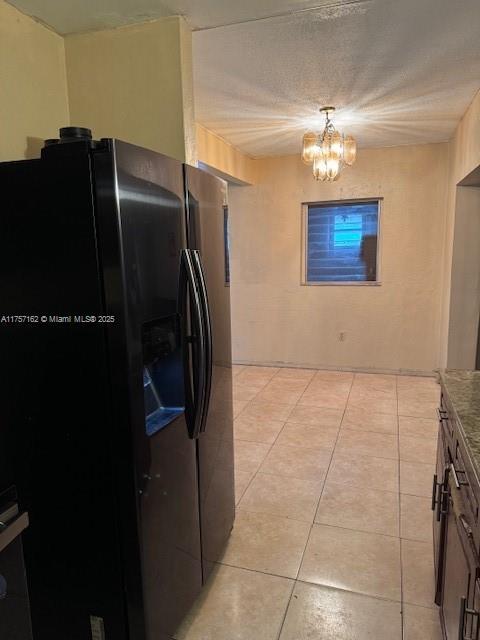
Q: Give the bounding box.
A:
[441,471,479,640]
[453,440,480,555]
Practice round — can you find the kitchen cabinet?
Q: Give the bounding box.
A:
[433,374,480,640]
[441,467,478,639]
[432,401,450,605]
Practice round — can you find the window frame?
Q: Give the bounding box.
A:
[301,197,383,286]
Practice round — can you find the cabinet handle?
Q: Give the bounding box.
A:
[459,514,473,537]
[431,474,446,522]
[459,596,466,640]
[458,514,480,565]
[437,407,448,421]
[458,595,480,640]
[436,485,449,522]
[451,462,469,489]
[452,463,461,489]
[434,467,450,522]
[431,474,438,511]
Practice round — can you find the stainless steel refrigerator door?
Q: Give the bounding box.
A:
[184,165,235,581]
[95,142,203,640]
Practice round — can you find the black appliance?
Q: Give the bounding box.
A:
[0,127,234,640]
[0,487,33,640]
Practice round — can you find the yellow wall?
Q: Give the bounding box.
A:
[196,124,257,184]
[0,0,69,161]
[2,0,478,375]
[449,90,480,186]
[440,89,480,367]
[446,186,480,368]
[65,17,196,163]
[229,143,449,374]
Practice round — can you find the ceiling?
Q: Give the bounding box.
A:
[8,0,480,157]
[6,0,354,33]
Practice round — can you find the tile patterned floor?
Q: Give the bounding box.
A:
[175,366,443,640]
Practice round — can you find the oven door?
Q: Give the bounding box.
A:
[0,489,33,640]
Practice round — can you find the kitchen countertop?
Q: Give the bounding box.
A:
[440,369,480,478]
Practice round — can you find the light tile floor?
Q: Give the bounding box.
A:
[175,366,443,640]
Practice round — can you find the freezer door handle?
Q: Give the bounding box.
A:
[191,250,213,433]
[179,249,206,439]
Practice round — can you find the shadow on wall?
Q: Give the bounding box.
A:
[25,137,44,160]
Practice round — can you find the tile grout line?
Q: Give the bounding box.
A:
[234,368,277,417]
[234,371,300,509]
[214,559,406,603]
[230,367,436,639]
[274,370,355,640]
[308,370,356,526]
[234,366,324,507]
[272,369,338,640]
[233,368,287,504]
[217,555,435,610]
[237,368,338,640]
[396,374,406,638]
[262,369,326,640]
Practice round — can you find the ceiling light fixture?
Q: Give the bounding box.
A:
[302,107,357,181]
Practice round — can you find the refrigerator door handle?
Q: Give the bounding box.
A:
[179,249,206,439]
[191,250,213,433]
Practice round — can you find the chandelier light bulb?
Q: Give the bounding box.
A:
[302,107,356,181]
[313,155,327,181]
[326,156,340,181]
[322,131,342,162]
[343,135,357,166]
[302,132,320,164]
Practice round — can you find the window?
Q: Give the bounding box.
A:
[303,199,380,284]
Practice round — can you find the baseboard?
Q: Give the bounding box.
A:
[233,359,438,378]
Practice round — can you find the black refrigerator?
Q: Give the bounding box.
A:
[0,127,235,640]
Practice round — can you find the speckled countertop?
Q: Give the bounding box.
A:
[440,369,480,477]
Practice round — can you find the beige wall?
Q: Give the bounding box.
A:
[446,187,480,369]
[65,17,196,163]
[440,90,480,368]
[229,144,449,374]
[196,124,257,185]
[2,0,478,374]
[0,0,69,161]
[0,5,195,163]
[449,90,480,186]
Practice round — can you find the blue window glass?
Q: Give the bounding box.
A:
[306,200,379,283]
[333,213,363,248]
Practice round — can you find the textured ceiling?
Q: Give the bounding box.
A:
[7,0,480,156]
[192,0,480,156]
[6,0,350,33]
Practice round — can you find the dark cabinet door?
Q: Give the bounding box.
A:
[184,165,235,582]
[441,476,478,640]
[469,577,480,640]
[433,414,451,605]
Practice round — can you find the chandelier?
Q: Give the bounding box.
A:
[302,107,357,181]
